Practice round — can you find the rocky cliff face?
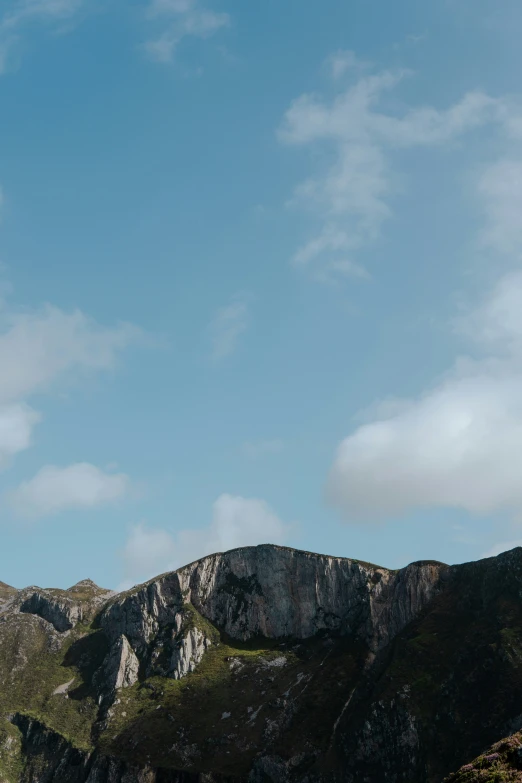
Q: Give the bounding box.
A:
[99,546,444,654]
[11,715,235,783]
[1,545,522,783]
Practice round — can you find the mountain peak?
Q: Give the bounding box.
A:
[2,546,522,782]
[66,578,111,595]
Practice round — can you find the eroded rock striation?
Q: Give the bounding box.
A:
[2,544,522,782]
[99,546,445,654]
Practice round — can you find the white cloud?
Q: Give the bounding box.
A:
[325,129,522,525]
[280,80,498,149]
[210,294,249,363]
[9,462,130,519]
[197,493,289,553]
[0,304,141,404]
[0,294,142,480]
[120,493,291,588]
[326,261,522,523]
[327,360,522,520]
[119,524,178,590]
[278,59,512,281]
[0,404,41,469]
[144,0,229,63]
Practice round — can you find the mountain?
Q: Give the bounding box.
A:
[1,544,522,782]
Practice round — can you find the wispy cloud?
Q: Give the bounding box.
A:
[209,294,249,363]
[144,0,229,64]
[1,0,83,30]
[0,0,84,73]
[0,0,230,74]
[278,59,515,282]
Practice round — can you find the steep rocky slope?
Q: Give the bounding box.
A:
[1,544,522,782]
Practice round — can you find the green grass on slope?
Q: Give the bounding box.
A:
[0,598,365,780]
[99,617,365,778]
[0,720,23,783]
[0,616,107,752]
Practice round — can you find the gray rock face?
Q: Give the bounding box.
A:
[101,546,446,656]
[17,581,114,633]
[136,604,216,680]
[170,624,211,680]
[368,560,445,649]
[19,591,84,632]
[98,635,140,692]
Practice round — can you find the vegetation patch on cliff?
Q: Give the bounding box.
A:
[444,732,522,781]
[99,611,366,778]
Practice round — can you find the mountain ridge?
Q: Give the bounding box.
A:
[5,543,454,596]
[0,543,521,782]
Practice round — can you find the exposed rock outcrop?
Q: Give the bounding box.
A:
[3,544,522,783]
[97,635,140,694]
[19,591,84,632]
[18,580,114,633]
[100,546,446,657]
[170,625,212,680]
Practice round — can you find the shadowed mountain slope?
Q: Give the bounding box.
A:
[0,544,521,782]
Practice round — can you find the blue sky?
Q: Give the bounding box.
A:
[1,0,522,590]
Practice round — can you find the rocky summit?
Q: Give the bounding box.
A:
[2,545,522,782]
